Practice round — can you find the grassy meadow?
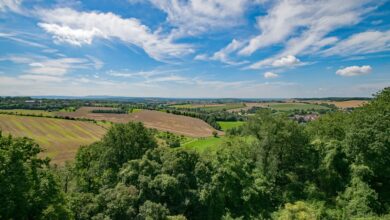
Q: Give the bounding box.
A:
[217,121,246,131]
[0,109,55,116]
[265,102,329,111]
[170,103,245,111]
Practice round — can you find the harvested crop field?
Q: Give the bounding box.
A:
[57,107,220,137]
[313,100,367,108]
[0,114,106,165]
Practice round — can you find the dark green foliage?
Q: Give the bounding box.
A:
[138,200,170,220]
[91,109,127,114]
[2,88,389,219]
[74,122,157,191]
[0,133,71,219]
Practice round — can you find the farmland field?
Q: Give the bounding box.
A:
[57,107,220,137]
[0,109,55,116]
[228,102,330,112]
[217,121,246,131]
[0,114,106,164]
[266,102,329,111]
[181,136,225,154]
[309,100,367,109]
[170,103,245,111]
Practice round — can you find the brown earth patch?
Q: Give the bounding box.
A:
[57,107,220,137]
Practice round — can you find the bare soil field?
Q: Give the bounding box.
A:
[0,114,106,164]
[57,107,219,137]
[309,100,367,108]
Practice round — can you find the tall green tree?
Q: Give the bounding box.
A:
[246,109,313,202]
[74,122,157,191]
[0,133,71,219]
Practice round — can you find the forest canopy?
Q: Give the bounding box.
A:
[0,87,389,220]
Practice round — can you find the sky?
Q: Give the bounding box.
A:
[0,0,389,98]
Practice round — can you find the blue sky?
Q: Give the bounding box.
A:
[0,0,389,98]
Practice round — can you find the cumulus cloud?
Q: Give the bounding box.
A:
[248,55,302,69]
[272,55,301,67]
[142,0,256,38]
[264,71,278,78]
[36,7,193,61]
[322,30,390,56]
[336,65,372,77]
[239,0,377,56]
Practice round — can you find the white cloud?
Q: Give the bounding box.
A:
[36,7,193,61]
[195,39,248,65]
[0,55,102,83]
[322,30,390,56]
[0,32,46,48]
[19,74,64,82]
[248,55,302,69]
[107,68,178,79]
[38,23,102,46]
[239,0,377,56]
[0,0,22,13]
[144,0,256,38]
[272,55,301,67]
[264,71,278,78]
[27,58,88,76]
[336,65,372,77]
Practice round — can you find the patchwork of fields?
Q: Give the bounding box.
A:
[57,107,220,137]
[0,114,106,164]
[309,100,367,108]
[0,99,363,165]
[170,103,245,111]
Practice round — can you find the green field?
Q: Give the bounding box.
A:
[266,102,329,111]
[0,109,55,116]
[181,136,225,154]
[170,103,245,111]
[217,121,246,131]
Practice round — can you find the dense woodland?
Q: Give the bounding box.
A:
[0,88,389,219]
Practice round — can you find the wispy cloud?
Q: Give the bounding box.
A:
[0,32,46,48]
[195,39,249,65]
[0,54,102,83]
[0,0,23,13]
[36,7,193,62]
[322,30,390,56]
[239,0,378,56]
[138,0,257,38]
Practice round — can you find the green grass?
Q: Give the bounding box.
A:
[170,103,244,112]
[217,121,246,131]
[0,109,54,116]
[266,103,329,111]
[130,108,143,113]
[170,104,193,108]
[181,136,225,154]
